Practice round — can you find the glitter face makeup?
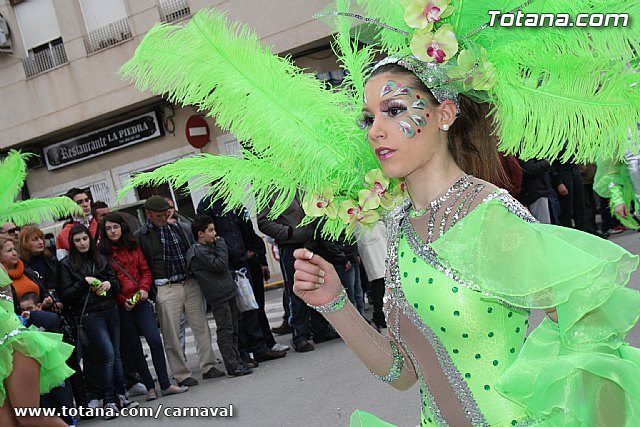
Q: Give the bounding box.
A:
[410,115,427,126]
[399,121,416,138]
[412,99,427,110]
[361,78,429,139]
[381,80,398,97]
[394,86,411,97]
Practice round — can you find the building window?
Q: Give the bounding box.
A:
[83,17,132,54]
[79,0,132,54]
[158,0,190,23]
[14,0,67,77]
[23,38,68,78]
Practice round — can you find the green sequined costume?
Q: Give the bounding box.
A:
[352,175,640,427]
[0,274,74,406]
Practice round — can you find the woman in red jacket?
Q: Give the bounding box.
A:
[98,213,187,401]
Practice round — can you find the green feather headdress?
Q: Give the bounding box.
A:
[0,150,82,285]
[345,0,640,161]
[119,5,382,238]
[119,0,640,239]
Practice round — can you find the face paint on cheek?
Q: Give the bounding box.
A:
[399,121,416,138]
[410,115,427,127]
[412,98,428,110]
[380,80,398,97]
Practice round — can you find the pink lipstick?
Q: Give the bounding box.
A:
[375,147,396,160]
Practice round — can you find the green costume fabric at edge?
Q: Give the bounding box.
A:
[351,182,640,426]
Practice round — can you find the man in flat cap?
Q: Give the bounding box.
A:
[137,196,224,387]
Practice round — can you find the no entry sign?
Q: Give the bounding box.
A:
[185,115,210,148]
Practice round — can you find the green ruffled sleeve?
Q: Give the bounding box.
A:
[593,159,640,230]
[430,200,640,426]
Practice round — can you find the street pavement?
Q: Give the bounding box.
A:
[82,230,640,427]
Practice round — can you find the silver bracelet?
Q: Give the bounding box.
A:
[370,339,404,383]
[307,289,348,314]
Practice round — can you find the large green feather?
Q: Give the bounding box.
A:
[332,0,377,108]
[0,150,30,205]
[0,197,82,226]
[0,150,82,226]
[355,0,410,53]
[353,0,640,161]
[120,0,640,241]
[120,9,379,237]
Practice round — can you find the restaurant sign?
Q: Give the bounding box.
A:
[44,111,163,170]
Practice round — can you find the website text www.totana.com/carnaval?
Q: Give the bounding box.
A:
[13,403,235,419]
[488,11,629,28]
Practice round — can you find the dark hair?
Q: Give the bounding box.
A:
[98,213,138,255]
[20,292,40,305]
[67,224,102,270]
[65,188,90,201]
[91,201,109,218]
[368,64,509,189]
[191,214,214,240]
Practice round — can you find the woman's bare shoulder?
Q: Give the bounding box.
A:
[467,176,503,200]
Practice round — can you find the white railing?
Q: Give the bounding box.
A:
[22,42,68,78]
[83,17,132,54]
[158,0,191,23]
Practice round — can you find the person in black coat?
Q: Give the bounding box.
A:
[58,225,136,418]
[518,159,552,224]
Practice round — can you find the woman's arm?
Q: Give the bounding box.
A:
[95,257,121,297]
[293,248,417,390]
[134,247,153,293]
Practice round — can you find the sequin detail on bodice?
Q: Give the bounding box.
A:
[0,283,26,346]
[383,176,537,427]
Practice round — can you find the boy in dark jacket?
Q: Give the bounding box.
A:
[186,215,252,377]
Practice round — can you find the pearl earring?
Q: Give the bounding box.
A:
[441,124,449,131]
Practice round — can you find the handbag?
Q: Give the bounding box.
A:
[76,291,91,346]
[234,268,259,312]
[111,257,157,301]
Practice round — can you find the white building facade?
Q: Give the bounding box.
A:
[0,0,344,216]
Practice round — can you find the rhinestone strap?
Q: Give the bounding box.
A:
[307,289,348,314]
[370,339,405,383]
[0,327,27,347]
